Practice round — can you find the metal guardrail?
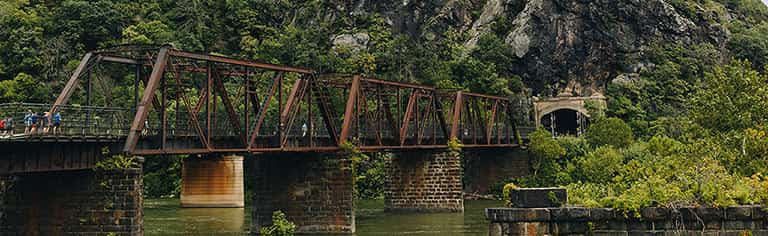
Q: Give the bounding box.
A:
[0,103,133,138]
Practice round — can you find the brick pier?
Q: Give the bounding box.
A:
[251,152,354,234]
[0,168,143,235]
[463,149,530,194]
[385,150,463,212]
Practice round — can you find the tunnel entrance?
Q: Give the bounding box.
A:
[540,109,588,136]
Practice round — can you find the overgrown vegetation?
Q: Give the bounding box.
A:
[143,155,183,198]
[341,140,386,199]
[509,60,768,214]
[260,210,295,236]
[94,147,139,171]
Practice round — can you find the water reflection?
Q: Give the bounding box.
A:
[144,199,500,235]
[144,199,247,235]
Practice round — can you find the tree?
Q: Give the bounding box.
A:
[728,23,768,70]
[584,117,634,148]
[689,60,768,132]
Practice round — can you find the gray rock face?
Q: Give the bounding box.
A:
[328,0,732,94]
[498,0,721,95]
[332,33,371,52]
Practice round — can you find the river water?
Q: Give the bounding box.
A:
[144,198,501,235]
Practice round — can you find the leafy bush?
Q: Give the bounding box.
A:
[260,211,295,236]
[584,118,634,148]
[94,147,139,171]
[502,183,519,207]
[572,146,623,184]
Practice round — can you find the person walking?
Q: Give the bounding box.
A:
[29,112,38,134]
[23,110,32,134]
[41,111,50,134]
[52,112,61,135]
[5,116,14,137]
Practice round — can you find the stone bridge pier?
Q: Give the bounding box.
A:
[250,152,354,234]
[463,149,530,194]
[0,143,144,235]
[181,155,244,208]
[384,150,464,212]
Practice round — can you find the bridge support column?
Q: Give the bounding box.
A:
[181,155,244,208]
[463,149,530,194]
[0,167,143,235]
[385,150,463,212]
[251,152,354,234]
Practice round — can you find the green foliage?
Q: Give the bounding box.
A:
[690,60,768,132]
[354,153,387,199]
[607,43,719,137]
[143,155,183,198]
[584,118,634,148]
[502,183,518,207]
[572,146,623,184]
[448,137,463,155]
[94,147,139,171]
[341,140,385,199]
[122,20,173,44]
[260,210,295,236]
[521,129,568,186]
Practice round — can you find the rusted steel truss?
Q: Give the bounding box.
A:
[49,45,520,155]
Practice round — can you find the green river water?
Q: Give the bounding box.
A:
[144,198,501,235]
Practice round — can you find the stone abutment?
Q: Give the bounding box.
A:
[250,152,355,234]
[385,150,464,212]
[0,167,143,235]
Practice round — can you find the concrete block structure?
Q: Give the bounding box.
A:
[181,155,244,208]
[486,206,768,235]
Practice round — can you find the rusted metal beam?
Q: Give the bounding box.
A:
[213,71,247,146]
[313,79,340,145]
[339,76,361,144]
[171,68,209,149]
[50,52,95,114]
[399,91,418,146]
[168,50,313,74]
[450,91,463,139]
[123,47,170,153]
[248,72,282,148]
[487,100,498,144]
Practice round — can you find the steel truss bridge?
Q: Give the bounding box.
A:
[1,45,526,155]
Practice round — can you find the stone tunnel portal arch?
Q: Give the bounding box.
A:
[533,95,604,137]
[540,109,589,136]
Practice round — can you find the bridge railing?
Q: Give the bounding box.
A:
[0,103,136,138]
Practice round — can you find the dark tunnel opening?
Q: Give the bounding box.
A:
[540,109,588,136]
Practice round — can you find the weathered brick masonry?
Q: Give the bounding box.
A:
[385,150,463,212]
[487,206,768,235]
[0,168,143,235]
[251,152,354,234]
[463,149,530,194]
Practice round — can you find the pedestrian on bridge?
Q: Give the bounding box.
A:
[52,112,61,135]
[23,110,32,135]
[2,116,14,137]
[29,112,38,134]
[41,111,50,134]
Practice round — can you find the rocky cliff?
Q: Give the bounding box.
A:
[332,0,757,96]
